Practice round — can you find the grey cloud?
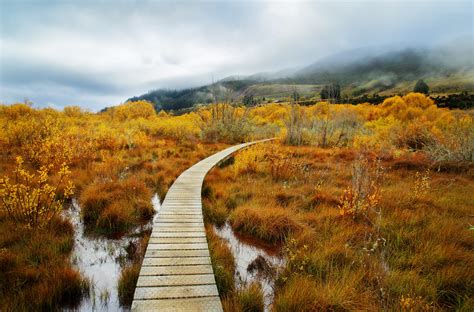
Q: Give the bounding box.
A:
[1,60,120,95]
[0,0,472,111]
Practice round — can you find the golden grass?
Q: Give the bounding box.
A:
[230,205,302,243]
[204,142,474,310]
[0,215,90,310]
[117,264,140,307]
[222,282,265,312]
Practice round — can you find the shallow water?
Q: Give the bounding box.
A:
[62,195,160,311]
[214,222,284,310]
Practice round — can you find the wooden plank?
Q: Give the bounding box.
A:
[160,205,202,213]
[134,284,219,300]
[151,231,205,237]
[148,237,207,244]
[145,249,210,258]
[142,256,211,266]
[131,296,222,311]
[140,264,214,276]
[155,219,203,224]
[153,227,204,232]
[136,274,216,287]
[159,212,202,215]
[146,243,209,250]
[154,224,203,228]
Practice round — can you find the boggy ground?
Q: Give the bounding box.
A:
[0,139,228,311]
[203,141,474,311]
[0,102,230,310]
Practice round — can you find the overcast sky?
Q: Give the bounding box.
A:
[0,0,472,110]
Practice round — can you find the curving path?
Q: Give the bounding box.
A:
[131,139,272,311]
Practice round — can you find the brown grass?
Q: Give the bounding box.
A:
[206,225,236,297]
[230,205,302,243]
[117,231,149,308]
[222,282,265,312]
[204,142,474,310]
[117,264,140,307]
[0,132,229,308]
[0,215,90,310]
[79,176,155,235]
[1,97,472,309]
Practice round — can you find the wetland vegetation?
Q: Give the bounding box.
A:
[2,92,471,311]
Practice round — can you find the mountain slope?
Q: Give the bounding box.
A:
[127,45,474,111]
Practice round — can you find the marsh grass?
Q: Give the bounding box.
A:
[0,130,228,309]
[79,176,153,236]
[230,205,302,243]
[204,142,474,310]
[0,215,90,310]
[222,282,265,312]
[206,225,236,297]
[207,224,267,312]
[117,264,140,307]
[117,232,149,308]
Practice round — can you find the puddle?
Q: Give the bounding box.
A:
[62,194,160,311]
[214,222,284,310]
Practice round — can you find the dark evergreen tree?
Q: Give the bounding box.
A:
[414,79,429,94]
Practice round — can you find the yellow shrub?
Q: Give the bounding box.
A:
[0,157,74,228]
[354,116,401,152]
[233,144,267,176]
[107,100,156,121]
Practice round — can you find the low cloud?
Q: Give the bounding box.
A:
[1,0,472,110]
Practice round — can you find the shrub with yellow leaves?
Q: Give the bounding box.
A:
[338,155,383,219]
[399,294,432,311]
[106,100,156,121]
[233,144,267,176]
[282,238,311,278]
[0,156,74,228]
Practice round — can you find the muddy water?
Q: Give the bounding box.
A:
[62,195,160,311]
[214,222,284,310]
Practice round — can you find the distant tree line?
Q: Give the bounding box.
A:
[432,92,474,110]
[123,77,471,113]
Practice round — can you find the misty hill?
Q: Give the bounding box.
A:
[127,80,257,111]
[128,46,474,111]
[290,46,473,94]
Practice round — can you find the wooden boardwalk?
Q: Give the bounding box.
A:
[132,140,270,311]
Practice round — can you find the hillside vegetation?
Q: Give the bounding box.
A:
[129,48,474,112]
